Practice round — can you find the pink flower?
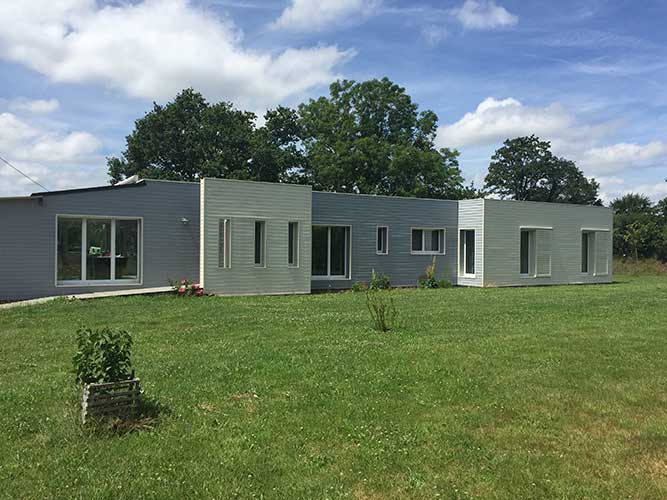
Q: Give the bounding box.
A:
[190,283,199,290]
[177,286,186,294]
[195,288,204,296]
[181,279,187,285]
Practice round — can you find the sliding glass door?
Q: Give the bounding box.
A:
[312,225,350,279]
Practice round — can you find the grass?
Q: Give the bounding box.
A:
[1,276,667,499]
[614,258,667,276]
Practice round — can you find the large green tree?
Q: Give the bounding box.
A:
[610,193,662,259]
[107,89,300,184]
[484,135,600,204]
[296,78,470,199]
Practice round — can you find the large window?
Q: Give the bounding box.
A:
[288,221,299,267]
[254,220,266,267]
[459,229,475,276]
[312,225,350,278]
[57,216,141,284]
[411,228,445,255]
[581,232,591,274]
[376,226,388,255]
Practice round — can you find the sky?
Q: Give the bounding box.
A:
[1,0,666,203]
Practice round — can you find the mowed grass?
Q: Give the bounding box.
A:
[1,276,666,499]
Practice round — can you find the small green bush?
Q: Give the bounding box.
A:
[351,281,368,292]
[369,269,391,290]
[437,279,453,288]
[418,257,450,289]
[365,290,398,332]
[73,327,134,385]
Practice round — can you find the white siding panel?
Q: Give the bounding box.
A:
[457,199,484,287]
[483,199,613,286]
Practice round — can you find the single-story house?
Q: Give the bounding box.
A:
[0,177,613,301]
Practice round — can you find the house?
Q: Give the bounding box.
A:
[0,177,613,301]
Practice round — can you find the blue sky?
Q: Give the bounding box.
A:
[1,0,666,202]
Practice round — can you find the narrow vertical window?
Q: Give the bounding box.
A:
[581,232,590,273]
[218,219,231,268]
[376,226,388,255]
[254,220,266,267]
[520,230,530,275]
[459,230,475,276]
[288,221,299,267]
[411,229,423,252]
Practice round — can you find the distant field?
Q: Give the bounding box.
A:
[614,258,667,275]
[1,275,666,499]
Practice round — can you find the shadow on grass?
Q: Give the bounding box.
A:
[85,395,171,437]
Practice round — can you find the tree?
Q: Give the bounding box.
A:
[623,220,660,261]
[296,78,469,199]
[107,89,296,184]
[610,193,654,215]
[484,135,600,204]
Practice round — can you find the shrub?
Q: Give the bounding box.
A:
[365,290,398,332]
[369,269,391,290]
[418,256,448,289]
[73,327,134,385]
[351,281,368,292]
[437,279,453,289]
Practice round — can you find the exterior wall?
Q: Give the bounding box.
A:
[482,199,613,287]
[200,178,312,295]
[311,192,458,290]
[457,199,485,287]
[0,180,199,301]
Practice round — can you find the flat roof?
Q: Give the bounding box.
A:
[29,180,146,197]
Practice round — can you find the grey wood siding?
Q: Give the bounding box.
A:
[311,192,458,289]
[200,178,311,295]
[457,199,485,287]
[0,180,199,301]
[482,199,613,286]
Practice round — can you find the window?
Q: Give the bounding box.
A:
[411,228,445,254]
[56,216,141,284]
[288,221,299,267]
[254,220,266,267]
[459,230,475,276]
[312,225,350,278]
[581,232,590,273]
[520,229,534,275]
[376,226,388,255]
[218,219,231,268]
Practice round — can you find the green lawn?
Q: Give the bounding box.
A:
[1,276,666,499]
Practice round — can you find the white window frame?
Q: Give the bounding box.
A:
[410,227,446,255]
[288,221,300,268]
[254,220,267,268]
[519,225,553,278]
[458,228,476,278]
[311,224,352,280]
[218,218,231,269]
[55,214,143,287]
[581,227,611,277]
[376,226,389,255]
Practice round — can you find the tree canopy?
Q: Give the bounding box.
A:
[107,80,476,199]
[107,89,301,184]
[611,193,667,260]
[484,135,600,205]
[297,78,469,199]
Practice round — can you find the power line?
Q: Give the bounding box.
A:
[0,154,50,192]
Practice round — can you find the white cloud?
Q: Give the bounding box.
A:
[621,181,667,202]
[9,98,60,114]
[0,112,104,197]
[271,0,380,32]
[436,97,575,149]
[579,141,667,175]
[0,0,353,110]
[453,0,517,30]
[421,25,449,46]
